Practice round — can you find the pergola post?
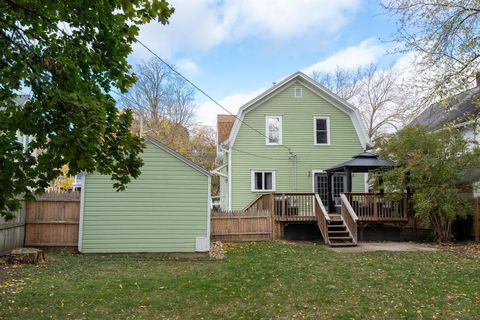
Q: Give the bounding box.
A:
[327,171,333,213]
[346,169,352,193]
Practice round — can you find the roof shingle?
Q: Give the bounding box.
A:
[410,87,480,130]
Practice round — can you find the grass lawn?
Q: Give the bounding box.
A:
[1,242,480,319]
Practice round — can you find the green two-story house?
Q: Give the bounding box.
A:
[215,72,369,211]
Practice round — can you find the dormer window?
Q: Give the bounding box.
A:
[294,87,302,98]
[265,115,282,145]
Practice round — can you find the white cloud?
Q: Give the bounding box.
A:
[132,0,362,59]
[222,0,361,40]
[303,38,386,74]
[196,88,266,126]
[176,58,200,77]
[133,0,226,59]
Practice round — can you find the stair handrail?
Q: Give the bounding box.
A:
[340,194,358,244]
[314,194,330,244]
[243,194,267,212]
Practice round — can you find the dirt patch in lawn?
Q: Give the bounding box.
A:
[436,242,480,258]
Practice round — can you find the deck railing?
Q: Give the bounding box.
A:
[314,194,330,244]
[344,192,408,222]
[244,193,318,221]
[243,192,409,224]
[340,194,358,243]
[243,194,272,212]
[273,193,317,221]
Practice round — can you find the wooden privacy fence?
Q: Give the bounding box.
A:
[25,192,80,250]
[0,203,26,255]
[211,209,273,241]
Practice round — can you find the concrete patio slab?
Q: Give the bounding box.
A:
[328,242,439,253]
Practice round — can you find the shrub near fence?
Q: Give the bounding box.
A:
[210,209,273,242]
[25,191,80,250]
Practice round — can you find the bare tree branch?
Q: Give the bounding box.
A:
[312,63,422,140]
[382,0,480,98]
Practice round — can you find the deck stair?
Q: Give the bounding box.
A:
[326,214,356,247]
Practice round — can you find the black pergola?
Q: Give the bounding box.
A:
[324,151,395,213]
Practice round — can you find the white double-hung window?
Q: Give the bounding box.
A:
[314,116,330,145]
[265,115,282,145]
[251,170,275,192]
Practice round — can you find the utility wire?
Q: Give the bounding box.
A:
[109,93,284,161]
[136,40,295,156]
[187,127,283,161]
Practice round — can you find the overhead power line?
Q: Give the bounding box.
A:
[136,40,295,156]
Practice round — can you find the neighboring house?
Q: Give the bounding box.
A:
[410,75,480,197]
[215,72,369,211]
[79,137,211,253]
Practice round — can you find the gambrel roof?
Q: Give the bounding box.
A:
[224,71,369,148]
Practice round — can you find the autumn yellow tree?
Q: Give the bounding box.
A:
[49,165,74,191]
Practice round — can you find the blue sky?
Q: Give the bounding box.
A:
[128,0,404,126]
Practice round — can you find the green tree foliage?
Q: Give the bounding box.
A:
[0,1,174,219]
[376,126,480,242]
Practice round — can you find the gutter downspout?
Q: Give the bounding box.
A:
[228,146,232,210]
[78,172,86,253]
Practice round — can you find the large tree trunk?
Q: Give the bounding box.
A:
[429,211,452,242]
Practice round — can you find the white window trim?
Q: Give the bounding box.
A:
[313,116,330,145]
[251,169,276,192]
[294,87,303,98]
[265,115,282,145]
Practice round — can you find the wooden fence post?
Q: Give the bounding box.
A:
[271,193,275,240]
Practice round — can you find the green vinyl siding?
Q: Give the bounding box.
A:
[231,80,364,210]
[82,141,209,253]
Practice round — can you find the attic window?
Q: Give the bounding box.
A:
[294,87,302,98]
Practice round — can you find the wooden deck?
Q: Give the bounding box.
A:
[241,191,410,246]
[244,192,409,223]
